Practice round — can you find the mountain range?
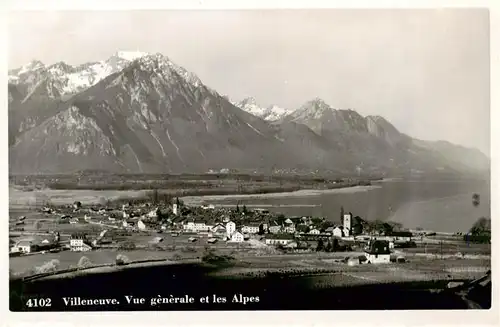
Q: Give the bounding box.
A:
[8,51,490,176]
[231,97,291,121]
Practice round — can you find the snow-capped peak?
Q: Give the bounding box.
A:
[127,52,205,89]
[307,97,331,109]
[114,50,151,61]
[234,97,291,121]
[8,50,207,97]
[47,61,75,76]
[238,97,258,106]
[18,60,45,75]
[234,97,265,116]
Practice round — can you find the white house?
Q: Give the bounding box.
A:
[309,228,320,235]
[184,220,213,232]
[11,240,33,254]
[268,224,281,234]
[226,221,236,237]
[211,223,227,235]
[70,235,92,252]
[196,221,214,232]
[138,220,147,230]
[364,240,391,264]
[265,235,295,246]
[229,231,244,243]
[241,224,260,234]
[184,220,195,231]
[147,208,159,219]
[332,226,344,238]
[283,219,296,233]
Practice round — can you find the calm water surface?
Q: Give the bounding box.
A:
[217,180,491,233]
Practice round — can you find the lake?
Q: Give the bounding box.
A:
[208,179,491,233]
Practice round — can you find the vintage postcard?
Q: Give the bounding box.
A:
[4,0,497,324]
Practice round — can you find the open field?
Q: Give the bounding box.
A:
[10,250,491,310]
[10,239,490,278]
[10,247,490,279]
[12,262,490,311]
[9,187,148,208]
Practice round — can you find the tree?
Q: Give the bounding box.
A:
[466,217,491,244]
[77,256,93,269]
[324,240,333,252]
[332,238,340,251]
[387,222,403,231]
[320,221,334,232]
[236,205,240,213]
[118,241,136,250]
[352,216,363,235]
[316,239,324,252]
[340,206,345,224]
[116,254,129,265]
[175,197,180,207]
[381,223,394,235]
[242,205,248,214]
[33,259,60,274]
[469,217,491,236]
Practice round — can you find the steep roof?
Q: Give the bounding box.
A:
[70,232,87,239]
[366,240,391,254]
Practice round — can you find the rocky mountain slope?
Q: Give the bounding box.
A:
[281,98,489,174]
[8,52,489,176]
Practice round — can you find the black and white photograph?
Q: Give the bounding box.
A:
[6,2,495,317]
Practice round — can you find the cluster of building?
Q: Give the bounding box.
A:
[13,197,414,257]
[10,232,61,255]
[171,209,361,247]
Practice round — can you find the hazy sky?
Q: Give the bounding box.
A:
[8,9,490,154]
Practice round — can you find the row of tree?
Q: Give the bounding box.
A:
[316,238,340,252]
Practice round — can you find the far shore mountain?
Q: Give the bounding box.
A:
[8,51,490,176]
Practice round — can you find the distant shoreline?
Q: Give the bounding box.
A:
[181,185,382,205]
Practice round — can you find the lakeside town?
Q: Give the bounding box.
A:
[9,192,491,278]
